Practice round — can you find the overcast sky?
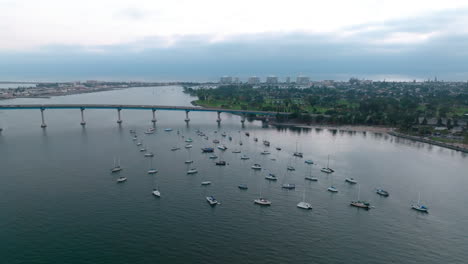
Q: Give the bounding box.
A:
[1,0,468,81]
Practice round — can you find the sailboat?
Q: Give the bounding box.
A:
[185,149,194,164]
[152,188,161,197]
[281,167,296,189]
[187,168,198,174]
[304,164,318,181]
[350,185,371,209]
[321,155,335,173]
[111,157,122,173]
[345,177,357,184]
[297,187,312,210]
[254,174,271,205]
[147,157,158,174]
[327,173,338,192]
[117,176,127,183]
[293,141,303,157]
[411,192,428,212]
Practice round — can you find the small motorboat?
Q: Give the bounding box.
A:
[260,150,270,155]
[281,183,296,190]
[265,173,277,181]
[117,176,127,183]
[376,189,389,197]
[251,164,262,170]
[171,147,180,151]
[228,136,232,141]
[148,169,158,174]
[254,198,271,206]
[132,136,138,141]
[304,160,314,164]
[185,160,194,164]
[144,152,154,157]
[221,132,227,137]
[215,160,227,166]
[129,129,136,133]
[245,132,250,136]
[144,130,155,134]
[164,128,173,132]
[209,155,218,159]
[297,202,312,210]
[201,181,212,186]
[240,155,250,160]
[254,137,258,142]
[213,139,220,144]
[185,138,193,143]
[287,166,295,171]
[328,186,338,193]
[350,201,371,209]
[140,148,147,152]
[217,145,228,151]
[187,168,198,174]
[263,140,270,146]
[276,147,281,151]
[238,184,248,190]
[201,147,214,153]
[232,149,241,153]
[206,196,219,206]
[152,189,161,197]
[185,144,193,148]
[345,178,357,184]
[136,142,142,146]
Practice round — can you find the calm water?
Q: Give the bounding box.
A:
[1,86,467,264]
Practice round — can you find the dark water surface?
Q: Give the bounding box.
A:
[1,86,467,264]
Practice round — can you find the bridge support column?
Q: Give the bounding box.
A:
[40,108,47,128]
[117,109,122,124]
[151,109,157,123]
[185,110,190,122]
[216,111,222,123]
[80,108,86,126]
[241,113,246,124]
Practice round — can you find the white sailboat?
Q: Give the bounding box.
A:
[304,163,318,181]
[111,157,122,173]
[297,187,312,210]
[411,192,428,212]
[327,173,338,192]
[147,157,158,174]
[293,141,303,158]
[321,155,335,173]
[254,174,271,206]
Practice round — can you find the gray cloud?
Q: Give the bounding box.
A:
[1,8,467,81]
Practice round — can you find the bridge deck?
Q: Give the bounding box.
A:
[0,104,289,116]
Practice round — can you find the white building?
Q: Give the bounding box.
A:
[296,76,310,85]
[266,76,278,84]
[220,76,233,84]
[248,76,261,84]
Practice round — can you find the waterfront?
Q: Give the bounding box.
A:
[1,86,467,264]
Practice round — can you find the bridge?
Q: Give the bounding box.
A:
[0,104,290,129]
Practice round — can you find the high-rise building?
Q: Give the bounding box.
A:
[248,76,261,84]
[296,76,310,85]
[266,76,278,84]
[220,76,233,84]
[285,77,291,84]
[233,77,240,84]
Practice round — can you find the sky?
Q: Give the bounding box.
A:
[1,0,468,82]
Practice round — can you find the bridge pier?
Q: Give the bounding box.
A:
[151,109,157,123]
[80,108,86,126]
[185,110,190,122]
[40,108,47,128]
[216,111,222,123]
[241,113,246,124]
[117,108,122,124]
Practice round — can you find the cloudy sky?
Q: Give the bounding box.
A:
[1,0,468,81]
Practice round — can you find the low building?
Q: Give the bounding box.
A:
[266,76,278,84]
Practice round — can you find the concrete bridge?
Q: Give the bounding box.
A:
[0,104,290,129]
